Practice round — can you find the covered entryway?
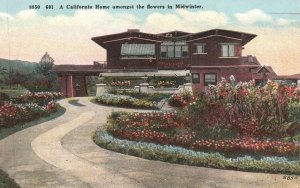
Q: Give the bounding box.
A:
[51,63,105,97]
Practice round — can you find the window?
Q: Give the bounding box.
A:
[204,73,217,86]
[221,44,235,57]
[195,44,205,53]
[192,73,200,83]
[121,44,155,58]
[167,46,175,58]
[161,46,167,58]
[161,41,188,58]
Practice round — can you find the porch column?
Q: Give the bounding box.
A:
[96,84,107,96]
[59,75,68,97]
[66,74,74,97]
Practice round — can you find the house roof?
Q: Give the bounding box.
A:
[251,65,278,79]
[241,55,261,65]
[51,64,104,75]
[276,73,300,80]
[92,29,257,48]
[157,30,191,37]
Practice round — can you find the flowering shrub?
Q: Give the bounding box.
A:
[0,101,58,127]
[190,77,300,138]
[106,111,300,157]
[95,94,158,109]
[110,81,131,87]
[169,89,194,107]
[155,81,175,88]
[100,76,300,170]
[192,137,299,157]
[0,92,62,127]
[13,92,63,105]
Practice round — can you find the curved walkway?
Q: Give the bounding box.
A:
[0,98,299,188]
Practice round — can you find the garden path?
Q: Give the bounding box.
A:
[0,97,299,188]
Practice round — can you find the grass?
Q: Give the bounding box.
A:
[0,88,29,98]
[0,105,66,140]
[0,169,21,188]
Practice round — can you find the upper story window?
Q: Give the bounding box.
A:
[221,44,235,57]
[194,43,206,54]
[161,41,188,58]
[121,44,155,58]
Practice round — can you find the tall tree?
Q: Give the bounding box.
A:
[28,52,60,92]
[0,65,7,84]
[36,52,55,75]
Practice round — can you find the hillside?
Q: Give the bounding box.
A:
[0,58,37,74]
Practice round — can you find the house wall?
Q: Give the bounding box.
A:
[190,67,253,95]
[105,36,244,70]
[59,74,87,97]
[189,37,242,66]
[106,38,158,69]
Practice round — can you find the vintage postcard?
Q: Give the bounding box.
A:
[0,0,299,187]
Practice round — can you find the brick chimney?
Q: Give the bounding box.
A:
[127,29,140,33]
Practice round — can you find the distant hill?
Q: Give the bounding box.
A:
[0,58,37,74]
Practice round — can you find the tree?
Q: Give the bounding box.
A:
[4,68,15,88]
[26,52,60,92]
[0,65,7,84]
[36,52,55,76]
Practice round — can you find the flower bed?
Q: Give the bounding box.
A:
[11,92,62,105]
[105,111,300,158]
[93,130,300,174]
[110,81,131,87]
[155,81,175,88]
[0,92,62,127]
[168,90,194,107]
[95,92,171,109]
[95,78,300,173]
[95,94,158,109]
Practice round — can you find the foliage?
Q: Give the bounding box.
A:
[95,94,159,109]
[179,77,300,138]
[0,92,62,127]
[0,92,9,105]
[155,81,175,88]
[1,54,60,92]
[13,92,62,105]
[288,102,300,122]
[96,77,300,173]
[108,90,171,102]
[168,89,194,107]
[0,105,65,140]
[96,92,171,109]
[110,81,131,87]
[93,130,300,174]
[105,111,300,158]
[85,76,99,96]
[0,168,21,188]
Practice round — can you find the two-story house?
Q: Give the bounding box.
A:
[92,29,276,93]
[52,29,278,97]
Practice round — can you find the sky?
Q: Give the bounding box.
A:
[0,0,299,75]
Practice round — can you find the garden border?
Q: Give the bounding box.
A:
[93,129,300,175]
